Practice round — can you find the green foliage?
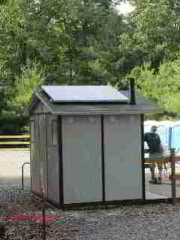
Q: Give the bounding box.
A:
[0,88,8,115]
[0,111,28,131]
[14,62,44,111]
[0,62,44,130]
[0,0,26,85]
[2,0,180,129]
[0,0,126,86]
[0,0,127,129]
[127,0,180,69]
[130,59,180,116]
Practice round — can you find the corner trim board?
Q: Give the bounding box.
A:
[58,116,64,208]
[101,115,105,202]
[141,114,146,201]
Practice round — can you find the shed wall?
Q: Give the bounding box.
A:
[33,101,49,114]
[31,113,48,197]
[31,101,143,206]
[46,115,60,205]
[31,115,41,194]
[39,114,48,197]
[104,115,142,200]
[62,116,102,204]
[31,110,60,205]
[31,100,49,197]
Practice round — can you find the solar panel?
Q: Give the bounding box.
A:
[42,85,129,103]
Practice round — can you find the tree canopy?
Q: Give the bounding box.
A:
[125,0,180,119]
[1,0,180,129]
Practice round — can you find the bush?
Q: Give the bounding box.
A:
[130,59,180,117]
[0,111,29,131]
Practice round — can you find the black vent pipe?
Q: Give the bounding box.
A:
[129,78,136,105]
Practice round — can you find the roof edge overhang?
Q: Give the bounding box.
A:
[28,91,53,115]
[29,88,162,116]
[49,106,162,115]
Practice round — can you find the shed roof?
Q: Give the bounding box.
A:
[42,85,128,103]
[30,85,161,115]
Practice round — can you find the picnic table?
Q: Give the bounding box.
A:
[144,152,171,170]
[145,152,180,164]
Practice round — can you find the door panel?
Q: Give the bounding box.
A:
[62,116,102,204]
[104,115,142,201]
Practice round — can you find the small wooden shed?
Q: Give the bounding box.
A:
[30,83,159,208]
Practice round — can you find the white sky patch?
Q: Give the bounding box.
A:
[116,2,135,15]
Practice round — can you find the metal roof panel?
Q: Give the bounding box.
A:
[42,85,129,103]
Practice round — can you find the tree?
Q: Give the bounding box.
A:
[14,62,44,113]
[127,0,180,70]
[0,0,129,129]
[0,0,26,85]
[130,59,180,117]
[0,0,126,86]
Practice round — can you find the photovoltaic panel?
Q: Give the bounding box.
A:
[42,86,129,103]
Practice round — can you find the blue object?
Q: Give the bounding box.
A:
[171,125,180,152]
[157,125,170,149]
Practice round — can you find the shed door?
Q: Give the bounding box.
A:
[62,116,102,204]
[104,115,142,201]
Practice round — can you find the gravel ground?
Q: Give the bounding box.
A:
[2,151,180,239]
[65,203,180,240]
[1,192,180,240]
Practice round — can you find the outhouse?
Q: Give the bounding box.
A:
[30,82,159,208]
